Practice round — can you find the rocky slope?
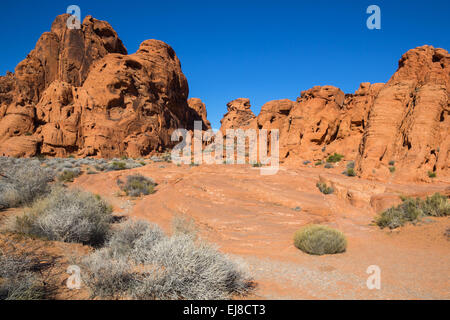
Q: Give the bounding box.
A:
[220,46,449,182]
[0,14,208,158]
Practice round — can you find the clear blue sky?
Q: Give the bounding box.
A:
[0,0,449,128]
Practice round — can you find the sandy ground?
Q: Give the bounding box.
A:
[68,161,450,300]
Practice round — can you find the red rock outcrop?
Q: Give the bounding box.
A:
[219,46,449,182]
[188,98,212,130]
[356,45,449,181]
[0,15,208,158]
[220,98,256,133]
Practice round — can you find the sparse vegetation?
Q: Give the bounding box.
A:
[324,163,333,169]
[344,167,356,177]
[110,161,127,171]
[294,225,347,255]
[428,171,436,178]
[375,193,450,229]
[11,188,113,246]
[315,160,322,166]
[252,162,263,167]
[389,166,396,173]
[0,161,54,210]
[0,251,48,300]
[117,175,156,197]
[316,182,334,195]
[326,153,344,163]
[58,168,82,182]
[172,214,198,239]
[80,218,253,300]
[303,160,311,165]
[389,160,395,166]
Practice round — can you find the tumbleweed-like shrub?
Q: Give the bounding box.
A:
[0,162,54,209]
[117,175,156,197]
[81,219,253,300]
[13,188,113,246]
[294,225,347,255]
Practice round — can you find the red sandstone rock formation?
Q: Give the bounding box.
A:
[0,15,207,158]
[220,98,256,133]
[219,46,449,182]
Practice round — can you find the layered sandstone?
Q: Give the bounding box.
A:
[0,14,207,158]
[219,46,449,182]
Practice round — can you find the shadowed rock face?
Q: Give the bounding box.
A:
[0,15,208,158]
[219,46,449,182]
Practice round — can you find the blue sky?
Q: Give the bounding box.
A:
[0,1,449,128]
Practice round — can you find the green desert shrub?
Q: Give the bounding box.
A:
[389,166,396,173]
[294,225,347,255]
[12,188,113,246]
[428,171,437,178]
[316,182,334,195]
[388,160,395,166]
[324,163,333,169]
[315,160,323,166]
[117,175,156,197]
[326,153,344,163]
[0,162,54,210]
[80,219,253,300]
[58,168,81,183]
[375,193,449,229]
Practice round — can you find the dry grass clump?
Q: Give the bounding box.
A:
[80,219,253,300]
[11,187,113,246]
[117,174,156,197]
[316,182,334,195]
[0,251,48,300]
[375,193,449,229]
[294,225,347,255]
[0,162,54,210]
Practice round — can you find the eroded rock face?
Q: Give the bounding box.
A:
[0,15,207,158]
[188,98,212,130]
[356,46,449,181]
[219,46,449,182]
[220,98,256,133]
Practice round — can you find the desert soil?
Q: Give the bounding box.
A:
[68,161,450,300]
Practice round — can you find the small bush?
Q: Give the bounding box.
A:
[12,188,113,246]
[109,161,127,171]
[117,175,156,197]
[346,161,355,169]
[58,168,81,182]
[0,162,54,209]
[428,171,436,178]
[389,160,395,166]
[389,166,396,173]
[172,214,198,239]
[324,163,333,169]
[108,219,165,261]
[375,193,449,229]
[81,219,253,300]
[252,162,263,168]
[303,160,311,165]
[317,182,334,195]
[344,168,356,177]
[315,161,322,166]
[80,248,135,299]
[294,225,347,255]
[326,153,344,163]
